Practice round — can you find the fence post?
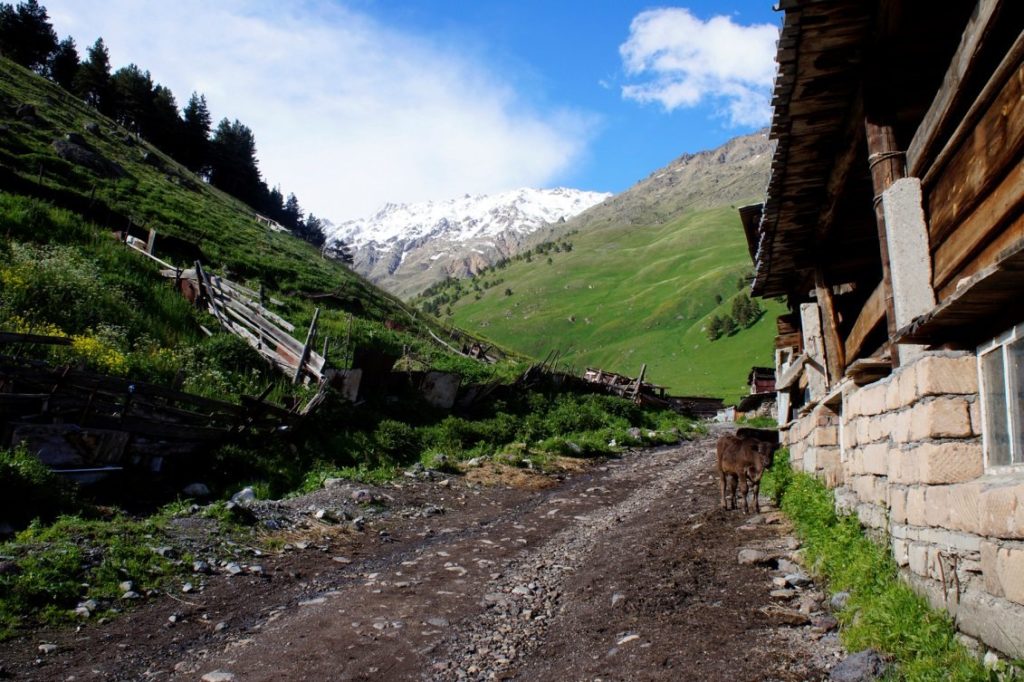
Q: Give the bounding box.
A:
[293,307,320,384]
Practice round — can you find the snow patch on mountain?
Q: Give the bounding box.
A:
[325,187,610,298]
[328,187,609,249]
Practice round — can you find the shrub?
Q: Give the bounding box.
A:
[0,242,123,334]
[372,419,421,464]
[0,444,81,527]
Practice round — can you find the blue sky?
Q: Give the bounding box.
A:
[46,1,780,221]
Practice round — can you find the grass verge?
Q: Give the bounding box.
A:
[761,450,1022,681]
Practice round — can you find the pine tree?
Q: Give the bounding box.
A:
[732,293,751,327]
[110,63,154,133]
[300,213,326,247]
[266,185,285,222]
[282,193,302,231]
[47,35,78,89]
[324,238,354,265]
[181,92,212,174]
[0,0,57,72]
[75,37,112,113]
[745,296,764,327]
[707,315,724,341]
[148,84,182,156]
[722,315,738,336]
[209,118,263,207]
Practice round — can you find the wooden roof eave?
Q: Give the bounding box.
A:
[895,238,1024,347]
[752,0,874,299]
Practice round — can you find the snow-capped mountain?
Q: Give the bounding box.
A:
[326,187,610,299]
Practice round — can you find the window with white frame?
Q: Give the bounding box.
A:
[978,324,1024,468]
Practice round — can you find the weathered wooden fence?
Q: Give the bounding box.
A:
[123,231,326,384]
[0,333,295,481]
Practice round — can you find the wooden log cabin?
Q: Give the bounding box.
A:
[741,0,1024,657]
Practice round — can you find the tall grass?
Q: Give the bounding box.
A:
[761,451,998,681]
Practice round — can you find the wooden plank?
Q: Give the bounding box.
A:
[845,357,892,385]
[907,0,1005,176]
[775,354,807,391]
[927,60,1024,246]
[775,332,802,350]
[0,332,72,346]
[62,371,245,416]
[932,163,1024,291]
[938,211,1024,300]
[126,241,176,270]
[194,261,229,331]
[815,268,845,385]
[815,92,864,242]
[208,275,294,331]
[898,239,1024,345]
[865,118,905,366]
[218,296,305,356]
[776,313,800,336]
[843,280,886,362]
[921,28,1024,188]
[201,275,315,374]
[220,301,324,378]
[293,307,320,384]
[79,415,229,440]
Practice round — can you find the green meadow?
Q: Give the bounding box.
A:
[442,205,784,403]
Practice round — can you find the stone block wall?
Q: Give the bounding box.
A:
[785,402,842,487]
[781,350,1024,657]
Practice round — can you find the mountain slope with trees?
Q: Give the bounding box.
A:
[0,0,335,249]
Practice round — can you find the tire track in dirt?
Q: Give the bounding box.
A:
[5,436,839,681]
[427,441,710,680]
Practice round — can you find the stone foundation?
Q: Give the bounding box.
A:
[782,350,1024,658]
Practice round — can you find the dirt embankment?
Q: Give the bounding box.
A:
[1,436,842,681]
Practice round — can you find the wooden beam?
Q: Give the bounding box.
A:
[631,363,647,400]
[815,268,845,385]
[0,332,72,346]
[775,354,807,391]
[907,0,1005,177]
[293,307,320,384]
[127,240,176,270]
[932,167,1024,293]
[194,261,229,331]
[920,27,1024,189]
[864,119,905,367]
[815,93,865,243]
[926,58,1024,246]
[843,281,886,362]
[937,212,1024,301]
[775,332,803,350]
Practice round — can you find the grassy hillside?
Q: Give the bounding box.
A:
[0,56,521,394]
[431,205,784,403]
[522,131,772,253]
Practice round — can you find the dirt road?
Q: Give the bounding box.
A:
[3,435,841,680]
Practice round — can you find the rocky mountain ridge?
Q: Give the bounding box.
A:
[524,129,772,249]
[326,187,609,299]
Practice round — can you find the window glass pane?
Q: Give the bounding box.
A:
[982,348,1010,466]
[1008,338,1024,464]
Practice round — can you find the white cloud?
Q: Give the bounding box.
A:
[45,0,596,221]
[619,8,777,127]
